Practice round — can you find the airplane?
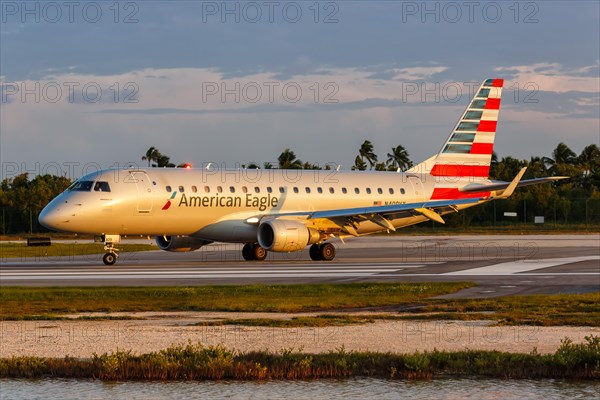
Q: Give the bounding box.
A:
[39,78,567,265]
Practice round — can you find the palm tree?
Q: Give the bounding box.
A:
[543,143,577,176]
[527,156,549,178]
[155,154,175,168]
[577,144,600,171]
[358,140,378,169]
[543,143,576,168]
[278,148,302,169]
[386,145,413,171]
[352,155,367,171]
[142,147,160,167]
[576,144,600,190]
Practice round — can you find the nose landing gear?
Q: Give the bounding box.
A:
[96,234,121,265]
[102,244,119,265]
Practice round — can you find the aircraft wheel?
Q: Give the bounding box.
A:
[103,252,117,266]
[252,244,268,261]
[319,243,336,261]
[309,243,323,261]
[242,243,254,261]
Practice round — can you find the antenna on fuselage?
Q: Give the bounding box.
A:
[205,163,213,170]
[336,165,341,172]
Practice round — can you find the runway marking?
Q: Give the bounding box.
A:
[0,264,428,281]
[443,256,600,276]
[1,258,598,282]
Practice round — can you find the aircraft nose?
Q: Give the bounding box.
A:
[38,203,66,231]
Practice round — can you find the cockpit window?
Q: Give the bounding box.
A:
[69,181,94,192]
[94,181,111,192]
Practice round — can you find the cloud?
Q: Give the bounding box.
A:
[2,63,598,172]
[494,62,600,93]
[390,66,449,81]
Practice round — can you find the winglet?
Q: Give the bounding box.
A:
[496,167,527,199]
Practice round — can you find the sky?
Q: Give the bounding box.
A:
[1,0,599,179]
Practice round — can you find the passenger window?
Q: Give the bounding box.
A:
[317,187,323,194]
[329,187,335,194]
[192,186,197,193]
[354,188,360,194]
[366,188,371,194]
[179,186,185,193]
[389,188,394,194]
[217,186,223,193]
[400,188,406,194]
[293,187,299,193]
[267,187,273,193]
[254,187,260,193]
[279,187,285,193]
[229,186,235,193]
[242,186,248,193]
[305,187,311,194]
[342,188,347,194]
[166,186,172,193]
[377,188,383,194]
[93,181,111,192]
[204,186,210,193]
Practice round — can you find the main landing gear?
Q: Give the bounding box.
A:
[242,243,268,261]
[309,243,336,261]
[241,242,336,261]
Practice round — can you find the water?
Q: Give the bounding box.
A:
[1,378,598,400]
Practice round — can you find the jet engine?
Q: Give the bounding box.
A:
[257,219,320,252]
[155,235,210,252]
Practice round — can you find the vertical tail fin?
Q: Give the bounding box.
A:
[408,78,503,179]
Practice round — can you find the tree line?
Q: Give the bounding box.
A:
[1,142,598,233]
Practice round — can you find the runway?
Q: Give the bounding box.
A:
[1,235,599,297]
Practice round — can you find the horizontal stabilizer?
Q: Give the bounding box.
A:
[460,176,569,194]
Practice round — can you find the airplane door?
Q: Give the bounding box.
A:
[408,176,424,197]
[131,172,153,213]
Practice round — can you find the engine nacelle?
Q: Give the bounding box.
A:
[155,235,209,252]
[257,219,320,252]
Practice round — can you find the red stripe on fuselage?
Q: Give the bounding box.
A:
[430,188,491,200]
[430,164,490,178]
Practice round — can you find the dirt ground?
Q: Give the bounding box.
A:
[1,312,597,358]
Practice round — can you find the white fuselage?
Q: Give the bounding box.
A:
[39,167,477,242]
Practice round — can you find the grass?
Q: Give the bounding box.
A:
[0,243,156,259]
[419,292,600,326]
[194,314,395,328]
[1,336,598,380]
[0,283,473,319]
[1,285,598,326]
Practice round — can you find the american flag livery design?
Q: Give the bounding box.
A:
[408,79,504,200]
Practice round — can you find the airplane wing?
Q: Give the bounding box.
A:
[260,197,485,237]
[261,168,532,236]
[307,197,483,234]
